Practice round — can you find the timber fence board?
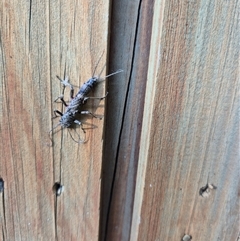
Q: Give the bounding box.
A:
[104,0,240,240]
[0,0,239,240]
[0,0,110,240]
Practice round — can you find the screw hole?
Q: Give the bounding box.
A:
[53,182,64,196]
[0,178,4,193]
[199,183,217,198]
[182,234,192,241]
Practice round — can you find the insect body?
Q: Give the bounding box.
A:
[51,69,123,143]
[77,76,98,97]
[54,76,102,127]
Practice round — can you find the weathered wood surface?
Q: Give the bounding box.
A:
[103,0,240,240]
[132,0,239,239]
[0,0,110,240]
[0,0,239,240]
[100,0,144,240]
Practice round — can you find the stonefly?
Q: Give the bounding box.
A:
[50,67,123,143]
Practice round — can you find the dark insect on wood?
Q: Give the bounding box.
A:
[50,67,123,143]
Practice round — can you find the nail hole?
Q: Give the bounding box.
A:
[182,234,192,241]
[199,183,217,198]
[0,178,4,193]
[53,182,64,196]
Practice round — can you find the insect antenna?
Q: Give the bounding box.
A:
[92,51,105,77]
[98,63,106,79]
[104,69,123,78]
[92,52,123,82]
[97,69,123,83]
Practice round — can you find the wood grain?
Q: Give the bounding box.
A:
[0,0,110,240]
[100,0,143,240]
[0,0,239,240]
[102,0,239,240]
[102,0,157,240]
[131,0,240,240]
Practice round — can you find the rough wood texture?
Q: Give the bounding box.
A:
[133,0,240,240]
[0,0,109,240]
[100,0,143,240]
[0,0,239,240]
[103,0,239,240]
[102,0,156,240]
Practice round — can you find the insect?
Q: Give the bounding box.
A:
[50,64,123,143]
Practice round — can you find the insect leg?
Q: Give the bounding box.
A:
[67,128,86,144]
[53,109,63,118]
[83,92,108,102]
[56,75,72,88]
[56,75,74,99]
[69,85,74,99]
[54,95,68,106]
[74,120,86,133]
[80,111,103,119]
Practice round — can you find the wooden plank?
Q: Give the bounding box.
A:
[0,0,110,240]
[131,0,239,241]
[100,0,143,240]
[102,0,158,240]
[0,1,54,239]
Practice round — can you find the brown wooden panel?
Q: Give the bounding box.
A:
[131,0,239,240]
[0,0,239,240]
[103,0,157,240]
[100,0,144,240]
[0,0,110,240]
